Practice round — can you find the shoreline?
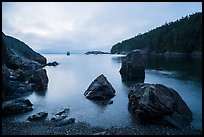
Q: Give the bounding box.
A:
[2,118,202,135]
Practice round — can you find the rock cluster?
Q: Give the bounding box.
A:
[2,32,48,101]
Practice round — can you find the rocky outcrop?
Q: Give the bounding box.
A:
[2,32,48,100]
[84,74,116,100]
[28,69,49,91]
[128,83,192,128]
[2,32,46,65]
[67,52,70,55]
[85,51,110,55]
[28,112,48,121]
[2,98,33,117]
[119,50,145,81]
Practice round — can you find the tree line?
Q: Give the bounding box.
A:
[110,12,202,54]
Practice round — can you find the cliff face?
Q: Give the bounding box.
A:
[2,32,48,100]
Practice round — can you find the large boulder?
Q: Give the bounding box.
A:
[119,50,145,81]
[84,74,116,100]
[28,69,49,91]
[128,83,192,128]
[2,98,33,117]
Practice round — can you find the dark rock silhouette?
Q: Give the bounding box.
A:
[46,61,59,66]
[85,51,110,55]
[2,98,33,117]
[2,32,48,100]
[128,83,192,128]
[120,50,145,81]
[84,74,116,100]
[67,52,70,55]
[28,69,49,91]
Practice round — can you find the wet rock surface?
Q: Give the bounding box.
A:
[128,83,192,128]
[46,61,59,66]
[28,69,48,91]
[120,50,145,81]
[2,98,33,117]
[84,74,116,100]
[28,112,48,121]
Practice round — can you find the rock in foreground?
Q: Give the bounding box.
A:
[28,112,48,121]
[128,83,192,128]
[119,50,145,81]
[84,74,116,100]
[2,98,33,117]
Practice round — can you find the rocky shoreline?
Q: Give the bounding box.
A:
[2,118,202,135]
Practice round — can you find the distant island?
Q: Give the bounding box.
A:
[110,12,202,56]
[85,51,110,55]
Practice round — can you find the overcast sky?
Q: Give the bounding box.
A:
[2,2,202,53]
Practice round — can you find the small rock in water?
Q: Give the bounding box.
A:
[55,107,69,116]
[28,112,48,121]
[84,74,116,100]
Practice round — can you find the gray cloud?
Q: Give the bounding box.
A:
[2,2,202,53]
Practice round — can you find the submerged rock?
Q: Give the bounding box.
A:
[2,98,33,117]
[84,74,116,100]
[128,83,192,128]
[119,50,145,81]
[28,112,48,121]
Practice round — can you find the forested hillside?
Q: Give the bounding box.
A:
[110,12,202,55]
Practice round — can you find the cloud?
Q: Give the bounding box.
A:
[2,2,202,53]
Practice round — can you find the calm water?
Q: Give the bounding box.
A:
[12,54,202,130]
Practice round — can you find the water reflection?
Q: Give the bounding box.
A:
[89,99,114,108]
[111,56,125,63]
[33,89,47,96]
[121,79,144,88]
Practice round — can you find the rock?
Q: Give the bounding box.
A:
[46,61,59,66]
[84,74,116,100]
[128,83,192,128]
[50,107,70,121]
[2,98,33,117]
[28,112,48,121]
[55,107,70,115]
[67,52,70,55]
[28,69,48,91]
[51,115,67,121]
[119,50,145,81]
[2,32,49,100]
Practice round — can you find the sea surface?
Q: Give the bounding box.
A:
[11,54,202,130]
